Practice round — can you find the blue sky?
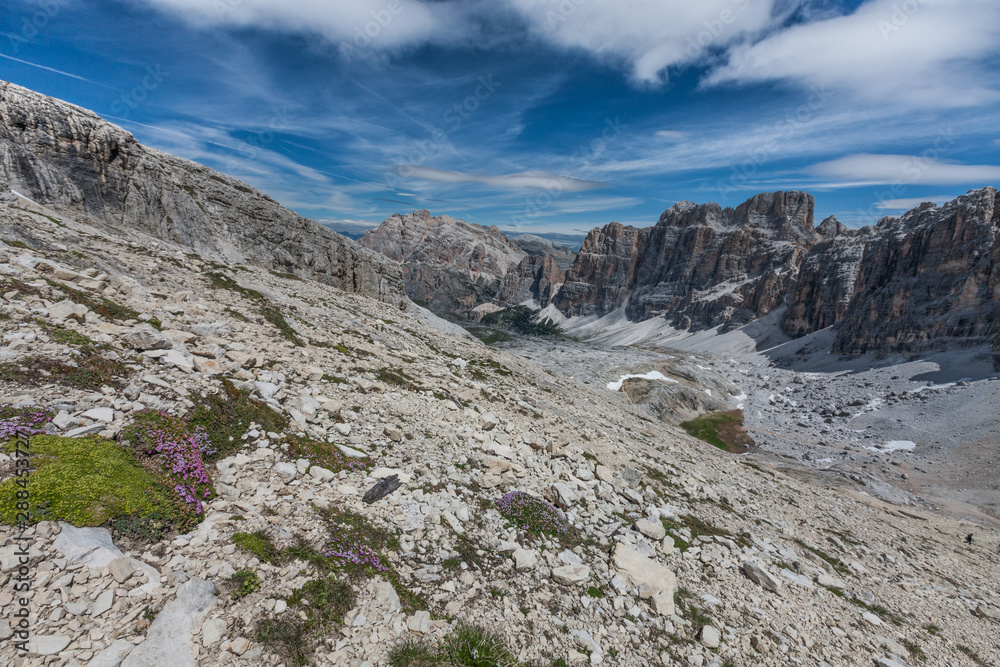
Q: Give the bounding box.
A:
[2,0,999,240]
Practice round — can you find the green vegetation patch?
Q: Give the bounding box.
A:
[480,305,560,337]
[45,279,139,321]
[375,367,420,391]
[187,379,288,461]
[257,575,355,666]
[285,436,371,475]
[0,435,186,528]
[229,569,262,599]
[680,410,755,453]
[207,272,303,346]
[0,347,130,390]
[388,624,519,667]
[233,530,283,564]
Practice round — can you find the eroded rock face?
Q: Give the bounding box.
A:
[781,217,875,338]
[361,210,567,316]
[832,187,1000,355]
[0,80,404,304]
[554,191,816,330]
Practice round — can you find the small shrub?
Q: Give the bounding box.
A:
[440,624,519,667]
[257,576,355,666]
[233,531,282,564]
[0,405,52,441]
[230,569,261,599]
[187,379,288,461]
[497,491,570,538]
[0,347,130,390]
[121,411,215,514]
[285,436,369,474]
[387,638,440,667]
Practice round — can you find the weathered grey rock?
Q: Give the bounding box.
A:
[122,329,171,351]
[201,618,227,647]
[93,590,114,616]
[108,557,137,584]
[363,475,402,504]
[611,543,677,608]
[700,625,721,649]
[0,80,405,305]
[48,299,88,323]
[122,578,216,667]
[742,561,781,593]
[406,610,431,634]
[552,564,590,586]
[27,635,71,655]
[88,639,135,667]
[635,518,666,541]
[513,548,537,571]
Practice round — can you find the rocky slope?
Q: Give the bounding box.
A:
[0,80,405,305]
[2,186,1000,667]
[361,211,566,317]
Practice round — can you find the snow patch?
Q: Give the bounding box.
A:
[607,371,679,392]
[866,440,917,453]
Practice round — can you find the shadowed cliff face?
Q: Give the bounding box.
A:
[0,80,405,304]
[555,191,817,330]
[361,210,566,317]
[831,187,1000,357]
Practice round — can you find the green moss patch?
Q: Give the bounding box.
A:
[0,436,185,527]
[187,379,288,461]
[680,410,755,453]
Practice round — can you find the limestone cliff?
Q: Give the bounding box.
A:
[555,191,816,330]
[832,187,1000,356]
[361,210,566,316]
[0,80,405,304]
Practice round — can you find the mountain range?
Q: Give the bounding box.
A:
[2,78,997,369]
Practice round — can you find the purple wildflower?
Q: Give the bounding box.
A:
[322,535,387,572]
[496,491,570,536]
[123,411,214,514]
[0,406,52,440]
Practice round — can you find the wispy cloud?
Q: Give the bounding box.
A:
[808,154,1000,187]
[395,166,606,192]
[708,0,1000,108]
[874,196,960,210]
[0,53,115,88]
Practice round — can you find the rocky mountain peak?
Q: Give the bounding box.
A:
[0,79,405,304]
[816,215,848,238]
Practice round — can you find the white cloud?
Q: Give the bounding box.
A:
[809,154,1000,186]
[707,0,1000,107]
[874,195,959,209]
[395,166,605,192]
[655,130,688,142]
[142,0,476,55]
[505,0,784,83]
